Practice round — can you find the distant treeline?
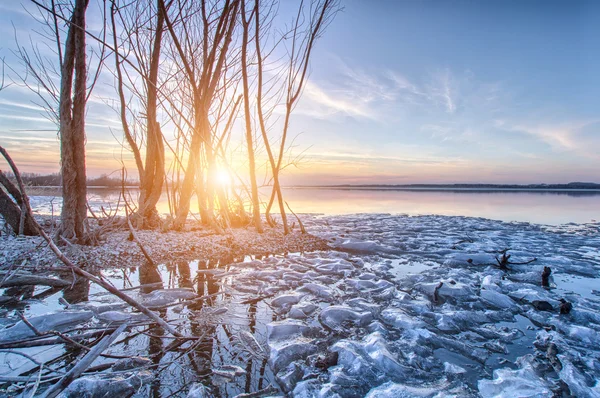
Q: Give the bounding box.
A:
[317,182,600,190]
[5,173,137,188]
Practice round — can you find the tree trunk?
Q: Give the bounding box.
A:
[0,189,37,236]
[240,0,263,233]
[58,0,89,243]
[138,3,166,228]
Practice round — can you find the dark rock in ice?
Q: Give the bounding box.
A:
[559,299,572,315]
[314,351,339,370]
[531,300,554,311]
[541,266,552,287]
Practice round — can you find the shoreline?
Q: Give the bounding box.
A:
[0,215,330,270]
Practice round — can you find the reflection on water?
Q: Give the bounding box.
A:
[0,256,278,397]
[28,187,600,225]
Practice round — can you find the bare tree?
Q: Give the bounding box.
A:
[12,0,105,243]
[263,0,338,229]
[110,0,168,228]
[58,0,90,242]
[160,0,241,231]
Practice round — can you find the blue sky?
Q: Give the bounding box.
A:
[1,0,599,184]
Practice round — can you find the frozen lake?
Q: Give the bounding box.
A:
[4,191,599,397]
[28,186,600,225]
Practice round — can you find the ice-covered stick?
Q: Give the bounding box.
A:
[40,324,127,398]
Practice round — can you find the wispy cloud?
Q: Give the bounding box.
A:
[509,120,600,153]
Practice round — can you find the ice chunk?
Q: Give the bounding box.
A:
[269,337,317,373]
[187,383,212,398]
[478,356,552,398]
[480,289,518,310]
[315,260,355,276]
[141,288,197,307]
[346,278,393,292]
[97,311,148,324]
[271,293,303,308]
[297,283,338,300]
[57,376,135,397]
[0,311,93,343]
[319,305,373,331]
[292,379,323,398]
[267,319,313,342]
[276,362,304,393]
[558,356,600,398]
[381,308,425,330]
[112,357,152,371]
[416,281,474,299]
[288,302,319,319]
[212,365,246,379]
[365,381,449,397]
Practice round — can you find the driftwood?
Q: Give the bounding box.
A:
[0,274,70,288]
[40,324,127,398]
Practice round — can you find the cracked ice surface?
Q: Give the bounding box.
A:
[256,214,600,397]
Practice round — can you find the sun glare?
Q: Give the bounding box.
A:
[214,168,231,188]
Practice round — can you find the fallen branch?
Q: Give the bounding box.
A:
[40,324,127,398]
[0,274,70,288]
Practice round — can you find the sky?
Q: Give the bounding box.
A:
[0,0,599,185]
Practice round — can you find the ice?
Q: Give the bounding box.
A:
[365,381,449,397]
[97,310,148,323]
[267,319,314,341]
[212,364,246,379]
[319,305,373,331]
[480,289,518,310]
[186,383,211,398]
[381,308,425,330]
[478,356,553,398]
[269,337,318,373]
[57,371,152,398]
[0,311,93,343]
[558,356,600,398]
[315,259,355,276]
[141,288,197,307]
[297,282,339,301]
[57,376,136,397]
[112,356,153,371]
[271,293,303,308]
[288,302,319,319]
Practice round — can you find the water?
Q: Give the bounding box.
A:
[0,257,279,397]
[27,186,600,225]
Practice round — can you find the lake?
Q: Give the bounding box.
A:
[28,187,600,225]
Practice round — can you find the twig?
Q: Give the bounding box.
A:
[285,201,305,234]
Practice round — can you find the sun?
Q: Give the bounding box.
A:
[214,167,231,188]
